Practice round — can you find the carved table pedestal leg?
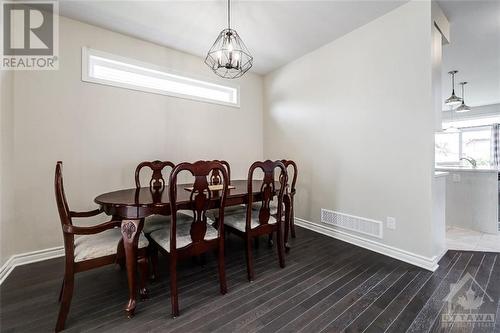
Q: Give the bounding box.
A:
[120,219,143,318]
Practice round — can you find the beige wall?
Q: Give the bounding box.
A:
[263,1,439,258]
[1,71,14,266]
[1,16,264,263]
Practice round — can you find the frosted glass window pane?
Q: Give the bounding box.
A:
[82,48,239,107]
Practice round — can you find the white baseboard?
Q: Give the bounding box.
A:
[0,218,448,284]
[295,218,446,271]
[0,246,64,285]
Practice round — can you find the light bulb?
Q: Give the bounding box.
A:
[216,51,222,67]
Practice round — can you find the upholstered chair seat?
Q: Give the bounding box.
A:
[224,212,277,233]
[74,228,149,262]
[143,210,197,234]
[251,201,279,213]
[143,215,171,234]
[149,213,218,251]
[207,204,247,220]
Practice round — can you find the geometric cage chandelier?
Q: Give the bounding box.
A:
[205,0,253,79]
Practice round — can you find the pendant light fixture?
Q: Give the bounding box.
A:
[205,0,253,79]
[444,70,462,106]
[455,81,471,113]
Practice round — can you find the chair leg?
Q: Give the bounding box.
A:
[55,270,74,332]
[58,278,64,303]
[150,246,160,281]
[169,256,179,317]
[284,210,290,244]
[245,236,254,282]
[138,255,149,300]
[277,228,286,269]
[254,237,260,249]
[218,244,227,295]
[268,234,273,248]
[290,204,296,238]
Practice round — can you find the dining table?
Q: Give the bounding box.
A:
[94,179,291,317]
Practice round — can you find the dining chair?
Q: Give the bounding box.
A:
[282,160,298,239]
[148,160,229,317]
[224,160,287,281]
[249,160,297,248]
[207,160,245,222]
[135,160,175,279]
[54,162,149,332]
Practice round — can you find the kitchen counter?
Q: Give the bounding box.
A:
[436,166,498,173]
[434,171,449,178]
[438,167,499,234]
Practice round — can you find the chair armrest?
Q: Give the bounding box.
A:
[70,208,103,218]
[63,220,121,235]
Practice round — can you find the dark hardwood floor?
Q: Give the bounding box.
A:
[1,227,499,332]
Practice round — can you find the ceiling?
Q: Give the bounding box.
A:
[59,0,405,75]
[439,0,500,108]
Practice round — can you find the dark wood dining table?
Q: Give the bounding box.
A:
[94,179,291,317]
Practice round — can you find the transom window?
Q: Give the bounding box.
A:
[81,47,239,107]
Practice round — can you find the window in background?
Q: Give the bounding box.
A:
[461,127,492,167]
[435,125,493,167]
[81,47,239,107]
[435,132,460,164]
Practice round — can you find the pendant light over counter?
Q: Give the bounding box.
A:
[455,82,471,113]
[445,70,462,107]
[444,70,472,113]
[205,0,253,79]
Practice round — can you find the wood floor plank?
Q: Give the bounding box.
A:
[431,253,493,333]
[406,252,482,332]
[257,256,390,333]
[316,264,409,332]
[1,228,500,333]
[235,251,375,333]
[343,267,421,332]
[88,231,339,333]
[211,246,365,333]
[68,231,330,332]
[386,252,473,333]
[363,251,457,333]
[169,242,353,332]
[471,253,500,333]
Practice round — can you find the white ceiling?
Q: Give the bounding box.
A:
[439,0,500,108]
[59,0,405,75]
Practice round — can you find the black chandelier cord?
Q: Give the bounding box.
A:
[227,0,231,30]
[451,72,456,95]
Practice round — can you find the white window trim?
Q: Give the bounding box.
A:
[81,47,240,108]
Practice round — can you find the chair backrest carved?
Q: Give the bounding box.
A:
[55,161,72,228]
[209,160,231,185]
[55,161,79,260]
[135,160,175,191]
[281,160,298,195]
[168,160,229,253]
[247,160,287,229]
